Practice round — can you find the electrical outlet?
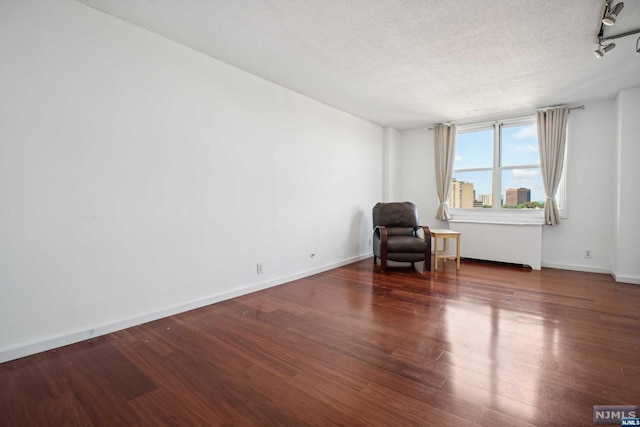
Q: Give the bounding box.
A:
[256,262,263,274]
[584,249,592,259]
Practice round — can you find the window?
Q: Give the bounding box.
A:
[449,117,551,213]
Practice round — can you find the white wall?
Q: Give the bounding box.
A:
[382,127,401,201]
[0,0,382,361]
[398,127,452,229]
[613,87,640,284]
[541,100,616,273]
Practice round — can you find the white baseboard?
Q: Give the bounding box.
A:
[0,253,372,364]
[541,262,612,275]
[542,262,640,285]
[611,272,640,285]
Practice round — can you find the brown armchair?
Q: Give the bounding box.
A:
[372,202,431,272]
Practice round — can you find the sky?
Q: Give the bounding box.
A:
[453,124,545,204]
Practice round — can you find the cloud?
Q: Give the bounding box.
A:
[513,145,538,153]
[512,169,539,178]
[513,125,536,139]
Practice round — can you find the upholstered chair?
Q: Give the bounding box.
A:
[372,202,431,272]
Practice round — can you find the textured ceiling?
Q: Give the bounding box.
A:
[75,0,640,129]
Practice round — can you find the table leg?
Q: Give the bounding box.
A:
[443,238,448,264]
[456,235,460,269]
[434,236,439,271]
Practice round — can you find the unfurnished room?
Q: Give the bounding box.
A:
[1,1,640,426]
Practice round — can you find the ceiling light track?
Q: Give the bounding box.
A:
[594,1,640,58]
[599,27,640,43]
[595,28,640,58]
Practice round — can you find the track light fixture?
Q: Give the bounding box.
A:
[602,2,624,26]
[594,2,640,58]
[594,43,616,58]
[595,28,640,58]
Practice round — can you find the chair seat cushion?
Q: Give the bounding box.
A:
[387,235,427,253]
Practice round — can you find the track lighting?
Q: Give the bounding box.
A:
[595,28,640,58]
[602,2,624,26]
[594,43,615,58]
[594,2,640,58]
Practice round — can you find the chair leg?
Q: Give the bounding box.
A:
[381,257,387,272]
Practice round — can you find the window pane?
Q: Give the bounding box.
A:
[501,168,544,209]
[454,130,493,169]
[449,171,493,208]
[501,124,539,167]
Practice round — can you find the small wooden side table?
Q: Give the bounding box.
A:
[430,229,461,271]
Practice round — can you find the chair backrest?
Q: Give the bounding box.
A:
[372,202,419,235]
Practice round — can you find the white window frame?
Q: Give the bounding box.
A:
[450,116,565,224]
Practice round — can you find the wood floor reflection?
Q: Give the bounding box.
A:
[2,258,639,426]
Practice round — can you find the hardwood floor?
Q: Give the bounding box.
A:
[2,259,640,426]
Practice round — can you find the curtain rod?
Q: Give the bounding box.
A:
[541,105,584,112]
[427,105,584,130]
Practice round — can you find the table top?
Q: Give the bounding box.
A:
[429,229,460,235]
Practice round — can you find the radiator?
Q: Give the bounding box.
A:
[447,221,542,270]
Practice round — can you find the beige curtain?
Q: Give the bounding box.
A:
[434,124,456,220]
[536,107,569,225]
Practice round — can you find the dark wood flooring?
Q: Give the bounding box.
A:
[2,258,640,426]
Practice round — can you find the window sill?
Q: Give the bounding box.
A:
[448,219,543,226]
[448,209,544,226]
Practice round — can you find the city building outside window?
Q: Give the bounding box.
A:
[448,117,563,215]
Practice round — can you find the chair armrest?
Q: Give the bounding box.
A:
[414,226,431,239]
[415,226,431,272]
[374,225,388,261]
[374,225,387,237]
